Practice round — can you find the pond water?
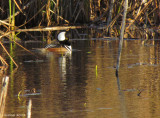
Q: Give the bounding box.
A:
[1,38,160,118]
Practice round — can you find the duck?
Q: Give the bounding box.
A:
[45,31,72,52]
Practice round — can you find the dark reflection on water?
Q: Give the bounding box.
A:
[2,39,160,118]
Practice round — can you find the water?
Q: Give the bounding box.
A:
[1,39,160,118]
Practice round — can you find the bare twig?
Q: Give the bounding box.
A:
[49,9,69,23]
[17,5,46,28]
[13,0,23,13]
[0,41,18,67]
[0,56,8,67]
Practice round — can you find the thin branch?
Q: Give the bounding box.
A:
[0,41,18,68]
[4,0,37,22]
[0,56,8,67]
[49,9,69,23]
[17,5,46,28]
[13,0,23,13]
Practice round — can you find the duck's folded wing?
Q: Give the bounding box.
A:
[45,44,56,49]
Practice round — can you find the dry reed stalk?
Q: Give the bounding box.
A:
[49,9,69,23]
[127,30,135,38]
[0,20,19,31]
[16,26,85,32]
[0,66,8,75]
[46,0,51,26]
[107,0,115,26]
[0,76,9,118]
[0,31,12,39]
[17,5,46,28]
[92,7,109,23]
[137,0,147,15]
[138,7,157,25]
[4,0,37,22]
[107,9,124,30]
[72,0,81,20]
[69,0,72,20]
[56,0,60,24]
[27,99,32,118]
[13,0,23,13]
[116,0,128,75]
[89,0,93,19]
[74,0,85,23]
[47,31,52,44]
[0,41,18,67]
[126,0,153,30]
[0,20,11,26]
[102,9,123,36]
[146,17,153,26]
[0,55,8,67]
[10,38,37,56]
[0,30,39,59]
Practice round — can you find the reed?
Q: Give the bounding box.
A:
[0,56,8,67]
[8,0,15,31]
[9,0,12,30]
[0,41,18,68]
[116,0,128,76]
[12,2,15,30]
[10,43,14,70]
[96,65,98,78]
[0,76,9,118]
[27,99,32,118]
[46,0,51,26]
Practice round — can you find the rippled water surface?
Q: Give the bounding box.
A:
[1,39,160,118]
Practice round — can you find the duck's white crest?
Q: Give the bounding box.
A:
[58,32,66,41]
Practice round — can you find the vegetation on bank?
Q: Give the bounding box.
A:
[0,0,159,32]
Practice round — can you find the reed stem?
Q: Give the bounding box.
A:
[9,0,12,30]
[116,0,128,76]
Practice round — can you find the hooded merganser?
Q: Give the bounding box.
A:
[45,31,72,52]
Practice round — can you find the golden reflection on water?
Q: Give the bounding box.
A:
[1,39,160,118]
